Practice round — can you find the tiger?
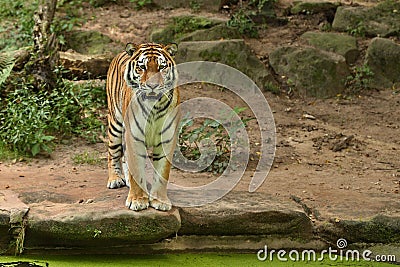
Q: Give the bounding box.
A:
[106,42,180,211]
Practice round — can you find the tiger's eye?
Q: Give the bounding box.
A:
[137,64,145,71]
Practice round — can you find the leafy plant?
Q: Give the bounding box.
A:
[190,0,201,12]
[0,70,106,158]
[249,0,274,12]
[72,151,103,165]
[130,0,153,9]
[0,0,37,51]
[347,21,366,37]
[346,64,374,93]
[175,107,253,174]
[227,9,259,38]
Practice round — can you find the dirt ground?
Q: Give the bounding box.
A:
[0,1,399,221]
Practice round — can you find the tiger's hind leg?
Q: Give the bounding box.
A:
[107,114,127,189]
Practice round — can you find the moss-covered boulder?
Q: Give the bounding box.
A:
[269,46,350,98]
[150,16,226,44]
[152,0,224,11]
[365,37,400,89]
[63,30,115,55]
[332,1,400,37]
[179,24,241,42]
[300,31,359,64]
[175,39,276,91]
[291,1,339,16]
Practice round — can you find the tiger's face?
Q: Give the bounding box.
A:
[124,43,178,101]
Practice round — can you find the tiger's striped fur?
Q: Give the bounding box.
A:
[106,43,180,211]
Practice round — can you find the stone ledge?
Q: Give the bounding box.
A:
[24,235,327,255]
[25,201,181,248]
[0,190,30,254]
[177,192,313,238]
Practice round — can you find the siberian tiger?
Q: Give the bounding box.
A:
[106,43,180,211]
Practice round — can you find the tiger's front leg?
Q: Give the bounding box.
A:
[149,149,172,211]
[124,135,149,211]
[149,123,178,211]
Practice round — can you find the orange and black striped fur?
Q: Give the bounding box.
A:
[106,43,180,211]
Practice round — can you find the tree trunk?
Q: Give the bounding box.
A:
[26,0,59,91]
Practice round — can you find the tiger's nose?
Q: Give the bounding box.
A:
[146,81,159,90]
[146,75,160,89]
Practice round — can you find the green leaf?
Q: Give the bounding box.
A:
[42,135,55,141]
[31,143,40,156]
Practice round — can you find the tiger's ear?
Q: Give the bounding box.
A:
[125,43,138,56]
[164,43,178,57]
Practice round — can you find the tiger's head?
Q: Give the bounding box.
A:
[124,43,178,101]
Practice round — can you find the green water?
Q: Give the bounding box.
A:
[0,254,396,267]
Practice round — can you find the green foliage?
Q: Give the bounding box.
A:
[172,16,215,39]
[249,0,274,12]
[130,0,153,9]
[0,0,85,51]
[190,0,201,12]
[346,21,366,37]
[72,151,103,165]
[54,0,88,46]
[177,107,253,174]
[346,64,374,94]
[265,81,281,94]
[0,72,106,158]
[0,0,37,51]
[227,9,259,38]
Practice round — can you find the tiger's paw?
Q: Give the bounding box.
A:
[150,198,172,211]
[107,176,126,189]
[126,196,149,211]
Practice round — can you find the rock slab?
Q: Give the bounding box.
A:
[269,45,350,98]
[178,192,313,238]
[175,39,276,91]
[365,37,400,89]
[25,201,181,248]
[300,31,359,64]
[0,190,29,254]
[332,1,400,37]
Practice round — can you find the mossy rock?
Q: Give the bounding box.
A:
[365,37,400,89]
[150,16,225,44]
[175,39,276,91]
[25,202,181,248]
[269,45,350,98]
[63,30,115,55]
[332,0,400,37]
[152,0,224,11]
[301,31,359,64]
[319,215,400,244]
[179,24,241,42]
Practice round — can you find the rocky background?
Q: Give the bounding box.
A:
[59,0,400,98]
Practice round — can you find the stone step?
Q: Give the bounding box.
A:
[1,189,399,257]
